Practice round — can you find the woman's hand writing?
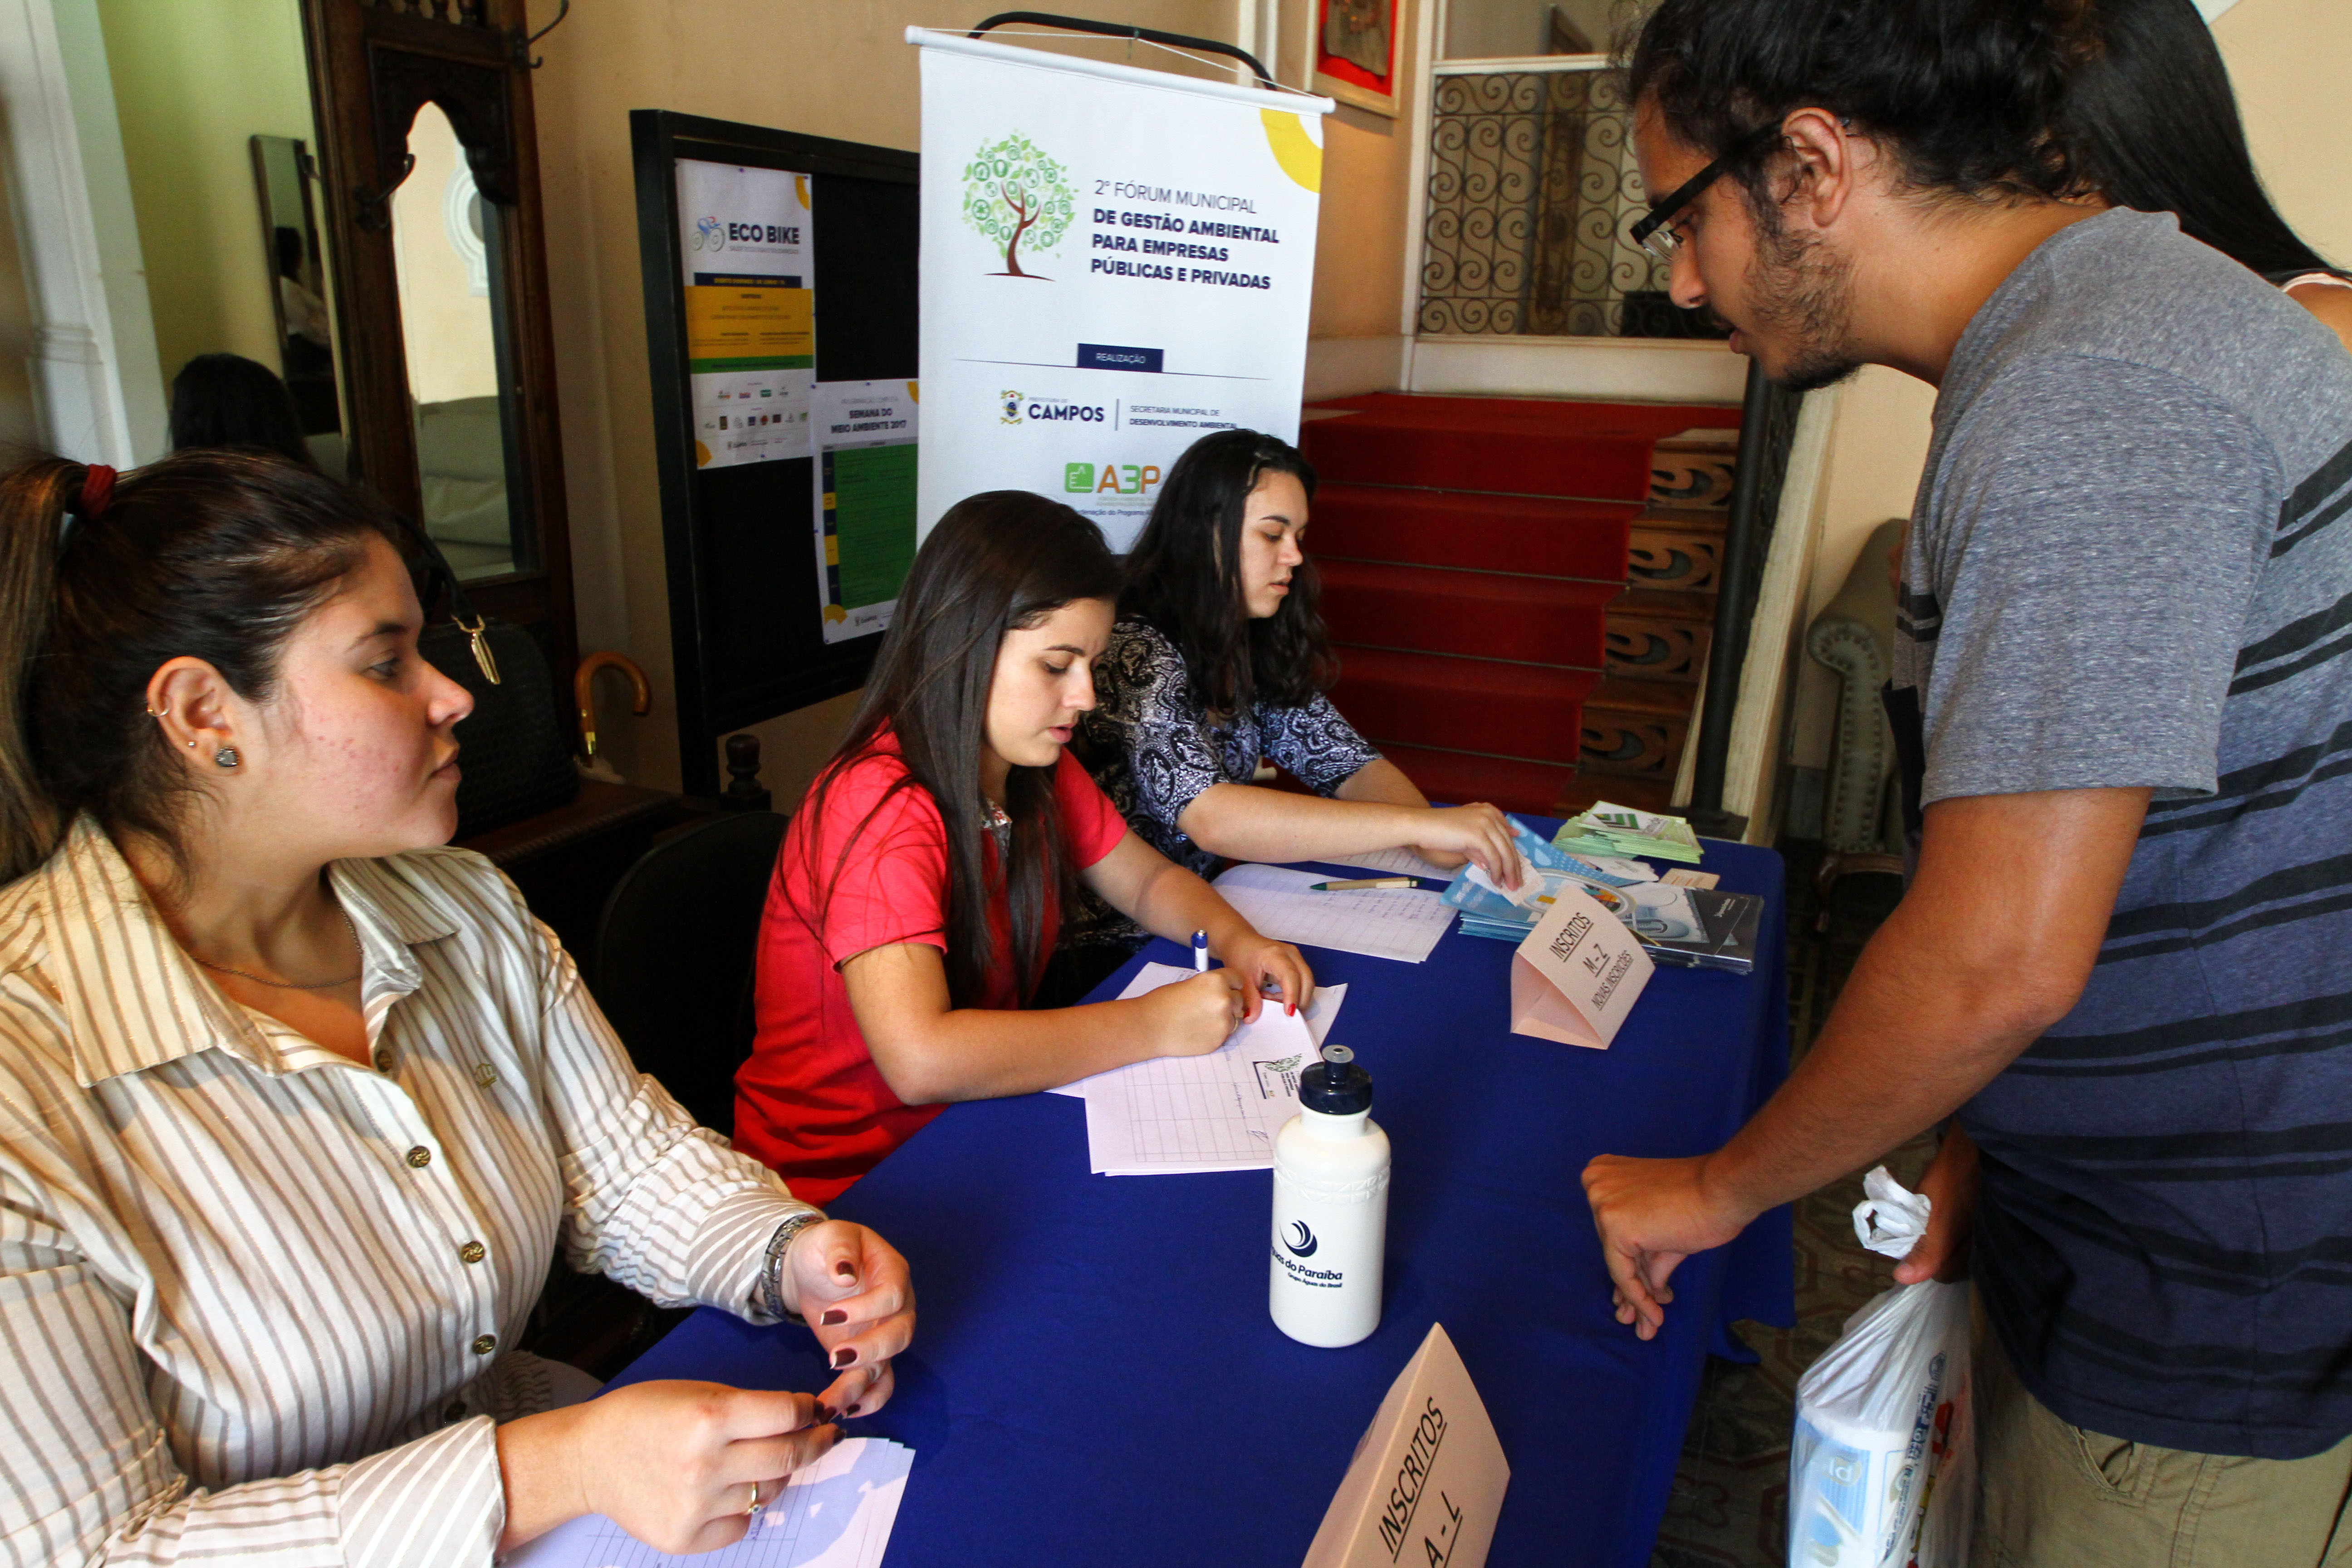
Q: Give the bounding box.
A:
[1145,967,1252,1056]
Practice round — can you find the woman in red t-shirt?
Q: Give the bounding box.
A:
[739,491,1316,1200]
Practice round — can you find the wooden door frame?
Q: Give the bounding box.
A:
[299,0,576,679]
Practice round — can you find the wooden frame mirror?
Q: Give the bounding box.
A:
[300,0,576,677]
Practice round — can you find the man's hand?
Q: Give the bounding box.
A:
[1893,1127,1980,1285]
[1580,1154,1753,1341]
[1576,787,2146,1338]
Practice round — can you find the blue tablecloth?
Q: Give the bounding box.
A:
[614,834,1793,1566]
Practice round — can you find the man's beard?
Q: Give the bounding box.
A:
[1739,207,1861,393]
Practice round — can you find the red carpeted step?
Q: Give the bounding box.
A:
[1311,484,1635,581]
[1301,392,1741,501]
[1316,558,1617,668]
[1372,742,1574,817]
[1328,646,1595,764]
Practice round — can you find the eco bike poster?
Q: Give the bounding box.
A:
[908,30,1332,550]
[676,160,814,468]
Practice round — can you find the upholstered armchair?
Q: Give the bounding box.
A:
[1804,518,1907,908]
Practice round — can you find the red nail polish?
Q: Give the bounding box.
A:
[816,1403,839,1425]
[834,1262,856,1281]
[832,1347,855,1368]
[820,1308,847,1326]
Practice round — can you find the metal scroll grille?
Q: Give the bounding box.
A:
[1419,68,1712,339]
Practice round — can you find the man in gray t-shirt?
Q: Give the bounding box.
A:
[1585,3,2352,1563]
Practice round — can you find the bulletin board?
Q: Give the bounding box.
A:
[631,110,919,796]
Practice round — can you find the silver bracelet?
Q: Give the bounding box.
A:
[758,1209,828,1323]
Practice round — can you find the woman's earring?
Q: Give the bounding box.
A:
[213,746,240,769]
[146,706,170,718]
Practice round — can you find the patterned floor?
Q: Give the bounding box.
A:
[1649,851,1920,1568]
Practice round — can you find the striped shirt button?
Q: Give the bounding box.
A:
[471,1333,497,1356]
[459,1240,485,1264]
[405,1146,433,1169]
[373,1046,393,1072]
[474,1063,498,1088]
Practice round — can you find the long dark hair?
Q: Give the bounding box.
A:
[796,491,1121,1007]
[2058,0,2337,279]
[168,353,316,466]
[0,450,405,885]
[1121,429,1332,716]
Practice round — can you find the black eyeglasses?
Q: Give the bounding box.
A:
[1628,124,1784,262]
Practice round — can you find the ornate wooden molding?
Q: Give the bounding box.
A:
[1627,527,1724,593]
[1604,617,1710,682]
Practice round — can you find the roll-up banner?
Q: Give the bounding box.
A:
[908,30,1333,550]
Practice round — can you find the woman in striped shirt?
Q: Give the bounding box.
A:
[0,451,914,1566]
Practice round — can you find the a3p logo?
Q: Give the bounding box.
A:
[691,216,725,253]
[1064,461,1162,496]
[1281,1221,1318,1259]
[1001,390,1023,425]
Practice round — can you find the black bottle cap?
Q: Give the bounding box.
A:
[1301,1044,1372,1116]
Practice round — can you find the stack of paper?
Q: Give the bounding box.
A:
[1210,862,1455,963]
[1553,801,1705,864]
[504,1437,914,1568]
[1054,962,1346,1175]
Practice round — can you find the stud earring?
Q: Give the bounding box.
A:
[213,746,240,769]
[185,740,197,748]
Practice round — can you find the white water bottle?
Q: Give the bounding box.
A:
[1270,1044,1389,1348]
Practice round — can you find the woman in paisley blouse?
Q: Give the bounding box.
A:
[1068,430,1524,972]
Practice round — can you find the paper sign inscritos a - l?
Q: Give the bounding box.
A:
[1303,1323,1509,1568]
[1507,883,1654,1049]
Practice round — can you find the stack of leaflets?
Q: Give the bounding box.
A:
[1552,801,1706,865]
[1446,815,1763,974]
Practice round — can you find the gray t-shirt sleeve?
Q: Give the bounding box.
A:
[1919,353,2276,806]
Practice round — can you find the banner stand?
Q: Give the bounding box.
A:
[908,26,1333,551]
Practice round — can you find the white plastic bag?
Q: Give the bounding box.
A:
[1786,1169,1974,1568]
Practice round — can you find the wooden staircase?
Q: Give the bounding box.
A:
[1299,394,1740,817]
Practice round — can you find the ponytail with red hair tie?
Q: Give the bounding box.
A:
[73,464,117,521]
[58,463,115,546]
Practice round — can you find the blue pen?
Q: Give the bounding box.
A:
[1192,930,1209,972]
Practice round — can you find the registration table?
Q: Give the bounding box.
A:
[614,834,1793,1566]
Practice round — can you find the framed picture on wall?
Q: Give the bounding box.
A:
[1313,0,1401,117]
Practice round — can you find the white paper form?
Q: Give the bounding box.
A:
[1212,862,1456,964]
[1314,846,1456,880]
[503,1438,913,1568]
[1056,962,1346,1174]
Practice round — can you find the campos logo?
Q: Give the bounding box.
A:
[690,216,724,253]
[1064,461,1162,498]
[1000,394,1105,426]
[1281,1221,1318,1259]
[1000,390,1024,425]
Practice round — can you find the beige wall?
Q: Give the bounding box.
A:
[94,0,314,391]
[2215,0,2352,266]
[524,0,1341,793]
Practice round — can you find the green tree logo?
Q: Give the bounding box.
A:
[960,133,1073,278]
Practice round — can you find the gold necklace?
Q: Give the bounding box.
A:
[190,909,364,990]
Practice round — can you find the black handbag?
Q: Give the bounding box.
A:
[411,536,580,839]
